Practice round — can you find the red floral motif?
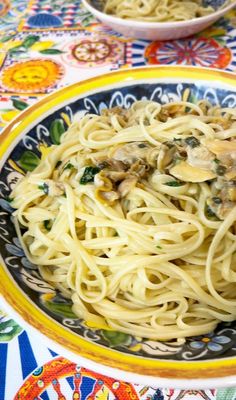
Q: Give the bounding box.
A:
[145,37,231,69]
[72,40,111,62]
[62,37,125,68]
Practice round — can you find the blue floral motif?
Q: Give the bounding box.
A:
[202,0,228,9]
[190,333,231,352]
[0,198,15,213]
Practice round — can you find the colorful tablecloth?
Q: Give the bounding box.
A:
[1,1,236,398]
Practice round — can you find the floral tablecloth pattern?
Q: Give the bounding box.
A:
[1,1,236,399]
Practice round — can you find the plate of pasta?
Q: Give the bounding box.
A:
[82,0,236,40]
[1,66,236,388]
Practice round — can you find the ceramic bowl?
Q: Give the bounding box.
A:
[1,66,236,389]
[82,0,236,40]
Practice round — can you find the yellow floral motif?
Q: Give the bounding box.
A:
[226,8,236,18]
[95,387,109,400]
[0,40,23,51]
[60,112,71,127]
[38,142,53,160]
[201,27,226,38]
[0,54,5,68]
[0,40,23,67]
[84,320,113,331]
[1,109,20,122]
[8,159,25,175]
[129,343,142,351]
[30,41,55,51]
[228,9,236,27]
[41,293,54,301]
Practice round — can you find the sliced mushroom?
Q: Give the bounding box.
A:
[169,161,216,183]
[146,147,161,168]
[112,142,151,163]
[186,145,214,170]
[129,159,149,178]
[158,108,170,122]
[157,144,176,172]
[105,170,128,182]
[101,106,129,120]
[205,139,236,156]
[96,190,120,204]
[44,179,64,196]
[94,173,112,189]
[217,200,235,219]
[118,176,138,197]
[228,186,236,202]
[225,168,236,181]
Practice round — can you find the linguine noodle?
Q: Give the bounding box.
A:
[103,0,227,22]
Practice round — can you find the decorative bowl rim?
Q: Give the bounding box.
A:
[1,66,236,388]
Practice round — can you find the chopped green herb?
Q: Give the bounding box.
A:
[5,196,13,203]
[38,183,49,195]
[164,141,175,149]
[175,155,185,162]
[80,166,100,185]
[213,158,220,164]
[43,220,53,231]
[56,160,62,168]
[165,181,184,187]
[185,136,200,148]
[138,143,147,148]
[216,165,226,176]
[64,162,74,170]
[173,138,182,142]
[212,196,222,205]
[205,205,219,220]
[156,245,162,249]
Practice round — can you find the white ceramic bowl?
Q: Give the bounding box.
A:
[82,0,236,40]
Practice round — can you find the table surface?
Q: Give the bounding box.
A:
[1,1,236,399]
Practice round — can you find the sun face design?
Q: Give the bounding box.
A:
[0,60,64,93]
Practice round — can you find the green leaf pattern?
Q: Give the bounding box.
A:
[12,99,29,111]
[40,49,64,55]
[18,150,40,172]
[49,119,66,145]
[0,318,22,342]
[101,330,132,347]
[7,34,63,58]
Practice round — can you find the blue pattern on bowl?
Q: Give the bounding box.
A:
[202,0,229,10]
